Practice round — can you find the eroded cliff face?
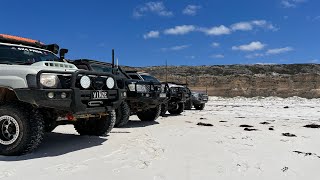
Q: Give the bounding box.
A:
[124,64,320,98]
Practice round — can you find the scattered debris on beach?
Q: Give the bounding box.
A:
[244,128,258,131]
[260,122,270,125]
[239,124,254,128]
[282,133,296,137]
[303,124,320,129]
[197,122,213,127]
[293,151,320,158]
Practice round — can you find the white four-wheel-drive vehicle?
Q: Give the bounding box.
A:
[0,34,126,156]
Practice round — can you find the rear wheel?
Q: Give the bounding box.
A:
[0,103,45,156]
[195,104,205,110]
[137,105,161,121]
[168,102,185,115]
[74,110,116,136]
[115,101,130,127]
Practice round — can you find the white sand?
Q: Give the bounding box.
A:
[1,96,320,180]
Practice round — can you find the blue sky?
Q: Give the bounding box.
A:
[1,0,320,66]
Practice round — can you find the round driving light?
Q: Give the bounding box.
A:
[80,76,91,89]
[106,77,115,89]
[61,92,67,99]
[47,92,55,99]
[123,91,127,97]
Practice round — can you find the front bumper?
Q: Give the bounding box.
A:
[169,92,187,103]
[15,88,126,114]
[126,91,165,112]
[16,70,126,114]
[192,98,208,105]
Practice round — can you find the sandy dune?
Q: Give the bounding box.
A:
[1,97,320,180]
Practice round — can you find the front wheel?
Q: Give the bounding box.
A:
[74,110,116,136]
[0,103,45,156]
[160,103,168,116]
[184,100,192,110]
[168,102,185,115]
[115,101,130,127]
[195,104,205,110]
[137,105,161,121]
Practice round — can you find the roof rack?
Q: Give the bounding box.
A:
[0,34,60,54]
[0,34,44,48]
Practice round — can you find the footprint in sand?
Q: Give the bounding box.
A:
[236,163,249,172]
[0,170,15,179]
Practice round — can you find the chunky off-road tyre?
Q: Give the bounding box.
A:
[74,110,116,136]
[137,105,161,121]
[168,102,185,115]
[160,103,168,116]
[115,101,130,127]
[195,103,205,110]
[0,103,45,156]
[42,114,57,133]
[184,100,192,110]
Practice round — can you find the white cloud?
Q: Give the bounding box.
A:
[314,16,320,21]
[281,0,307,8]
[211,42,220,48]
[186,55,196,59]
[162,45,190,51]
[231,20,278,31]
[199,25,231,36]
[232,41,266,51]
[266,47,293,55]
[157,19,276,38]
[143,31,160,39]
[164,25,196,35]
[245,53,265,59]
[211,54,225,59]
[231,22,253,31]
[246,46,294,58]
[310,59,319,63]
[133,2,173,18]
[182,5,201,16]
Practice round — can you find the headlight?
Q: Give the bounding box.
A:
[40,74,59,88]
[80,76,91,89]
[106,77,115,89]
[128,83,136,91]
[136,84,147,92]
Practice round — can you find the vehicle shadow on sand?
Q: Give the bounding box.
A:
[0,132,108,161]
[118,119,159,128]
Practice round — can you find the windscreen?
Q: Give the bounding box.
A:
[91,64,113,73]
[128,74,141,80]
[140,74,160,83]
[0,44,59,64]
[91,64,127,78]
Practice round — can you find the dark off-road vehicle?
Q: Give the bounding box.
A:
[160,82,187,115]
[170,83,192,110]
[72,54,165,127]
[125,72,187,116]
[190,91,208,110]
[0,34,125,156]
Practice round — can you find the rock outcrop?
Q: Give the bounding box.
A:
[123,64,320,98]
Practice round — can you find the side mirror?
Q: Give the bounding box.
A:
[59,48,69,60]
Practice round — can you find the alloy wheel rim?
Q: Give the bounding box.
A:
[0,116,20,145]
